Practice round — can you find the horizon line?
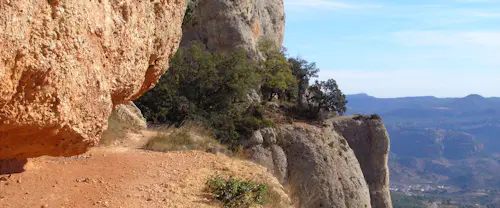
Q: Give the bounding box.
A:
[347,93,500,99]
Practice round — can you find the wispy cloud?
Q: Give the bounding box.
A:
[318,69,500,98]
[470,11,500,17]
[285,0,354,9]
[285,0,382,11]
[390,30,500,47]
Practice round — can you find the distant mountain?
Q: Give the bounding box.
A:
[347,94,500,190]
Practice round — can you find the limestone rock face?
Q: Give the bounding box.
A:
[109,102,147,133]
[278,124,372,208]
[246,117,393,207]
[181,0,285,55]
[246,128,288,183]
[0,0,186,159]
[332,115,392,208]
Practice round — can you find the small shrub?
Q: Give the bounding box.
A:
[352,114,382,121]
[370,114,382,120]
[206,175,268,208]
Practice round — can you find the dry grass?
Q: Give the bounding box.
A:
[144,123,227,153]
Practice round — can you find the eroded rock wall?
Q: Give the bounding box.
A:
[181,0,285,56]
[246,123,372,208]
[246,116,393,208]
[0,0,186,159]
[278,123,372,208]
[332,115,392,208]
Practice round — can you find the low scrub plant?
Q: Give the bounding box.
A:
[206,175,268,208]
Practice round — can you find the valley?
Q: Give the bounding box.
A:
[348,93,500,207]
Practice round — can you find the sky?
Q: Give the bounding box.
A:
[283,0,500,98]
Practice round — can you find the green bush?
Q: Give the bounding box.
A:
[135,40,349,150]
[206,175,268,208]
[370,114,382,120]
[258,40,297,101]
[135,41,261,146]
[391,192,428,208]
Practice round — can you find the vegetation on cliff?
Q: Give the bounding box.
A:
[135,40,347,147]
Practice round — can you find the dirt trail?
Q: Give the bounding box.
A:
[0,146,288,208]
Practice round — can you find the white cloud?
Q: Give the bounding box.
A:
[390,31,500,47]
[285,0,354,9]
[285,0,382,11]
[317,69,500,98]
[471,12,500,17]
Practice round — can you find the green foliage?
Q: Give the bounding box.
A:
[136,40,348,148]
[370,114,382,120]
[288,57,319,105]
[391,192,428,208]
[206,175,268,208]
[303,79,348,118]
[258,40,297,101]
[135,41,258,125]
[183,0,199,26]
[136,42,267,146]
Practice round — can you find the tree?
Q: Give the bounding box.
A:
[288,57,319,105]
[135,41,259,126]
[258,40,297,101]
[304,79,347,118]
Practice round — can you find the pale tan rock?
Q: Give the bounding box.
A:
[181,0,285,56]
[277,123,372,208]
[0,0,186,159]
[331,115,392,208]
[109,102,147,133]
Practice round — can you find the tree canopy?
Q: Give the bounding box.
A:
[135,40,348,144]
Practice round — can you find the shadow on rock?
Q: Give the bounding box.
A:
[0,158,28,174]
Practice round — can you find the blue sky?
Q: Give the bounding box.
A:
[283,0,500,98]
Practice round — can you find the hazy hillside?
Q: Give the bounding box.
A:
[347,94,500,200]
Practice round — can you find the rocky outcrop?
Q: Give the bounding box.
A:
[331,115,392,208]
[246,124,372,208]
[100,102,147,145]
[245,128,288,183]
[108,102,147,133]
[279,124,372,208]
[0,0,186,159]
[181,0,285,56]
[0,158,27,175]
[246,116,393,208]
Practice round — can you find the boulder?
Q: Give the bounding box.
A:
[249,145,274,172]
[241,130,264,148]
[0,158,27,174]
[108,102,147,133]
[261,127,277,145]
[270,145,287,183]
[278,124,372,208]
[331,115,392,208]
[0,0,186,159]
[181,0,285,56]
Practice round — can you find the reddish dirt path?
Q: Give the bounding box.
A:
[0,148,288,208]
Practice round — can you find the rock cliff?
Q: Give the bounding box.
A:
[246,116,393,208]
[0,0,186,159]
[246,122,373,208]
[332,115,392,208]
[181,0,285,55]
